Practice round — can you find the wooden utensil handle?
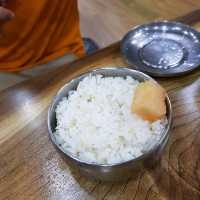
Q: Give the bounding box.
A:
[173,9,200,25]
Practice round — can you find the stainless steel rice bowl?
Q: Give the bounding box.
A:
[47,67,172,181]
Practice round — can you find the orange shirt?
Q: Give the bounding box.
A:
[0,0,85,72]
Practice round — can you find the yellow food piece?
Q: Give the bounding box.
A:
[131,80,166,121]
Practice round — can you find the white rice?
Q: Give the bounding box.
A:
[54,75,167,165]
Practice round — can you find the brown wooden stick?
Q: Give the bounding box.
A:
[173,9,200,25]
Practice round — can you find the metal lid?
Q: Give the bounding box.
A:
[121,21,200,77]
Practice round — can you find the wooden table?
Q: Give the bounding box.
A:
[1,10,200,200]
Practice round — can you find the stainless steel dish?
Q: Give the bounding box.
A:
[121,21,200,77]
[48,67,172,181]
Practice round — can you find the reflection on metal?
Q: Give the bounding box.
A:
[121,21,200,77]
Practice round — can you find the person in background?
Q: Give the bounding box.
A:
[0,0,98,72]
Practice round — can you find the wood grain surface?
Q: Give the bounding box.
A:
[79,0,200,47]
[1,8,200,200]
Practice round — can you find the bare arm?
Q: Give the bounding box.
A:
[0,0,14,20]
